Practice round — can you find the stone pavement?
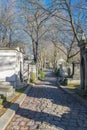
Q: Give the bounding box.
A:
[6,70,87,130]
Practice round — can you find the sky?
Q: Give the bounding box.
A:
[45,0,82,4]
[45,0,51,4]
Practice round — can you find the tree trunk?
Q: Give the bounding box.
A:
[70,62,75,77]
[8,28,12,47]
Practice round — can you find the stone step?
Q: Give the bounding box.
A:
[0,82,15,97]
[0,86,14,92]
[0,88,15,97]
[0,81,11,85]
[0,84,13,89]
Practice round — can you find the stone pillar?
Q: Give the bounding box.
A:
[84,56,87,91]
[80,60,84,89]
[59,64,64,76]
[78,31,87,92]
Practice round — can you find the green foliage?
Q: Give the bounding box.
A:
[39,71,45,79]
[0,99,3,105]
[30,72,37,82]
[16,86,27,94]
[0,95,6,105]
[55,68,60,76]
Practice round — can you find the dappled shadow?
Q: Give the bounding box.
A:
[34,81,58,87]
[16,107,70,129]
[4,85,85,129]
[28,86,75,107]
[4,101,71,129]
[4,70,87,129]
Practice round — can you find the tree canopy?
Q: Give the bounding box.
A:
[0,0,87,64]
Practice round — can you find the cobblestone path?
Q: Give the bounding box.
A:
[6,71,87,130]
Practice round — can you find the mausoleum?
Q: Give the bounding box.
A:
[0,47,24,90]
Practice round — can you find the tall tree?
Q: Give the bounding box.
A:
[0,0,17,46]
[40,0,87,61]
[18,0,51,63]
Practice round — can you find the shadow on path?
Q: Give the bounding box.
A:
[5,69,87,129]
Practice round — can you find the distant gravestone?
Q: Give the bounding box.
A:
[72,63,80,80]
[67,63,80,85]
[29,65,37,73]
[59,64,64,76]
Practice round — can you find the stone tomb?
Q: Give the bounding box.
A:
[0,47,23,96]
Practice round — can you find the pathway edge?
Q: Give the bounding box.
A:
[58,84,87,108]
[0,86,32,130]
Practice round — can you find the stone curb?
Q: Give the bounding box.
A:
[58,85,87,108]
[0,86,32,130]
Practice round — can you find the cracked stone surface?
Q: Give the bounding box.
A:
[6,70,87,130]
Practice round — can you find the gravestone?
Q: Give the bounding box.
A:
[65,63,80,85]
[72,62,80,80]
[59,64,64,76]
